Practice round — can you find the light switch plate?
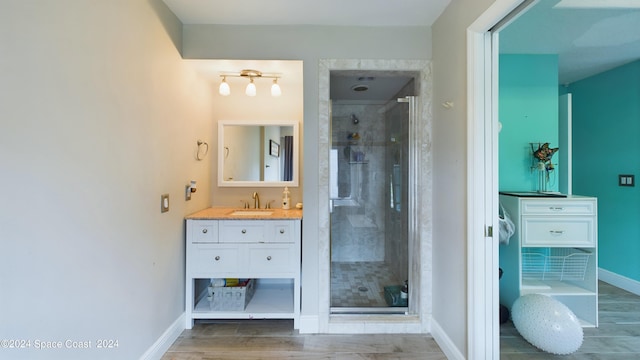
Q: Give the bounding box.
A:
[161,194,170,212]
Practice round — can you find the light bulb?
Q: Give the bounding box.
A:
[245,78,256,96]
[271,79,282,97]
[219,77,230,96]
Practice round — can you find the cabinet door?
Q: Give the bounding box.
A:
[522,216,595,247]
[191,245,240,274]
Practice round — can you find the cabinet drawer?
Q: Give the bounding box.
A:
[248,245,295,274]
[190,221,218,243]
[191,245,240,273]
[268,221,295,243]
[220,221,265,243]
[521,200,594,215]
[522,216,595,247]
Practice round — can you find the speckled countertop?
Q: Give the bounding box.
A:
[185,207,303,220]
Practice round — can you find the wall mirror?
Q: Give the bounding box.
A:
[218,120,299,187]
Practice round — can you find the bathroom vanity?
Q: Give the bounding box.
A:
[184,208,302,329]
[499,193,598,327]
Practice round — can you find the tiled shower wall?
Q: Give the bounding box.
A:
[331,102,387,262]
[330,80,414,281]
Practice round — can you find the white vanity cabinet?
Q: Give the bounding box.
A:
[185,210,302,330]
[499,193,598,327]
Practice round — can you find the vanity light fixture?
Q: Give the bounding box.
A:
[271,78,282,97]
[245,78,257,97]
[218,69,282,97]
[219,76,231,96]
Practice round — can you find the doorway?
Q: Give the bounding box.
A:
[318,59,432,333]
[329,71,415,313]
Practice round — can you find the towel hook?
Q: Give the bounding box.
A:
[196,140,209,160]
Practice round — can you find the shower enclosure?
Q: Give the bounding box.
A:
[329,71,417,313]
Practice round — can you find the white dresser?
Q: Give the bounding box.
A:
[185,208,302,329]
[499,193,598,327]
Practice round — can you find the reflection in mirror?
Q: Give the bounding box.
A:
[218,120,298,187]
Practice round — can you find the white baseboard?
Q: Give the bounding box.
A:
[298,315,319,334]
[599,268,640,296]
[139,313,185,360]
[430,318,465,360]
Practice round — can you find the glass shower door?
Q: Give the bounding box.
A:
[329,92,416,314]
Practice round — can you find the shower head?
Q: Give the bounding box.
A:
[351,114,359,124]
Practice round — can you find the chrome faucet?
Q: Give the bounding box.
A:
[252,192,260,209]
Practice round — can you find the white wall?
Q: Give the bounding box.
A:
[0,1,213,359]
[432,0,496,356]
[181,24,431,328]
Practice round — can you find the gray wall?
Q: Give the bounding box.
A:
[0,0,505,357]
[0,1,214,358]
[432,0,498,356]
[181,24,432,326]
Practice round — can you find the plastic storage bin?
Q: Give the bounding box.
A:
[209,279,256,311]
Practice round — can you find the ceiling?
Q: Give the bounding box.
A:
[163,0,451,101]
[330,71,416,102]
[165,0,640,94]
[500,0,640,84]
[162,0,451,27]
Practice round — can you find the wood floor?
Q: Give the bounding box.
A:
[161,319,446,359]
[501,281,640,359]
[163,281,640,359]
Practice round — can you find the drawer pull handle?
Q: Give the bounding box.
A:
[214,256,220,261]
[279,229,285,234]
[549,230,565,235]
[549,207,564,211]
[241,229,247,234]
[266,256,272,261]
[202,229,208,234]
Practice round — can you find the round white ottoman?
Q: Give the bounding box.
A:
[511,294,583,355]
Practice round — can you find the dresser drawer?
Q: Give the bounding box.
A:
[267,221,295,243]
[248,245,295,274]
[521,216,595,247]
[521,200,595,215]
[190,245,240,273]
[189,221,218,243]
[220,220,265,243]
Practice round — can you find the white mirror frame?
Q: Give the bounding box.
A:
[217,119,299,187]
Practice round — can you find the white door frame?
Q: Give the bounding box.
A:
[467,1,524,358]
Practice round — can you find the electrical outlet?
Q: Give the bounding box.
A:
[161,194,170,213]
[618,175,635,187]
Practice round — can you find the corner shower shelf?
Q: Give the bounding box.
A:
[349,161,369,164]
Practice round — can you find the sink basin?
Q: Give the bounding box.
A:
[229,210,274,216]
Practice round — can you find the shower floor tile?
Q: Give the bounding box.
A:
[331,261,405,307]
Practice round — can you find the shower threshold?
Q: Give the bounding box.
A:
[330,307,408,315]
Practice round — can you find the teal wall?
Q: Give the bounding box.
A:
[568,60,640,281]
[499,54,560,192]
